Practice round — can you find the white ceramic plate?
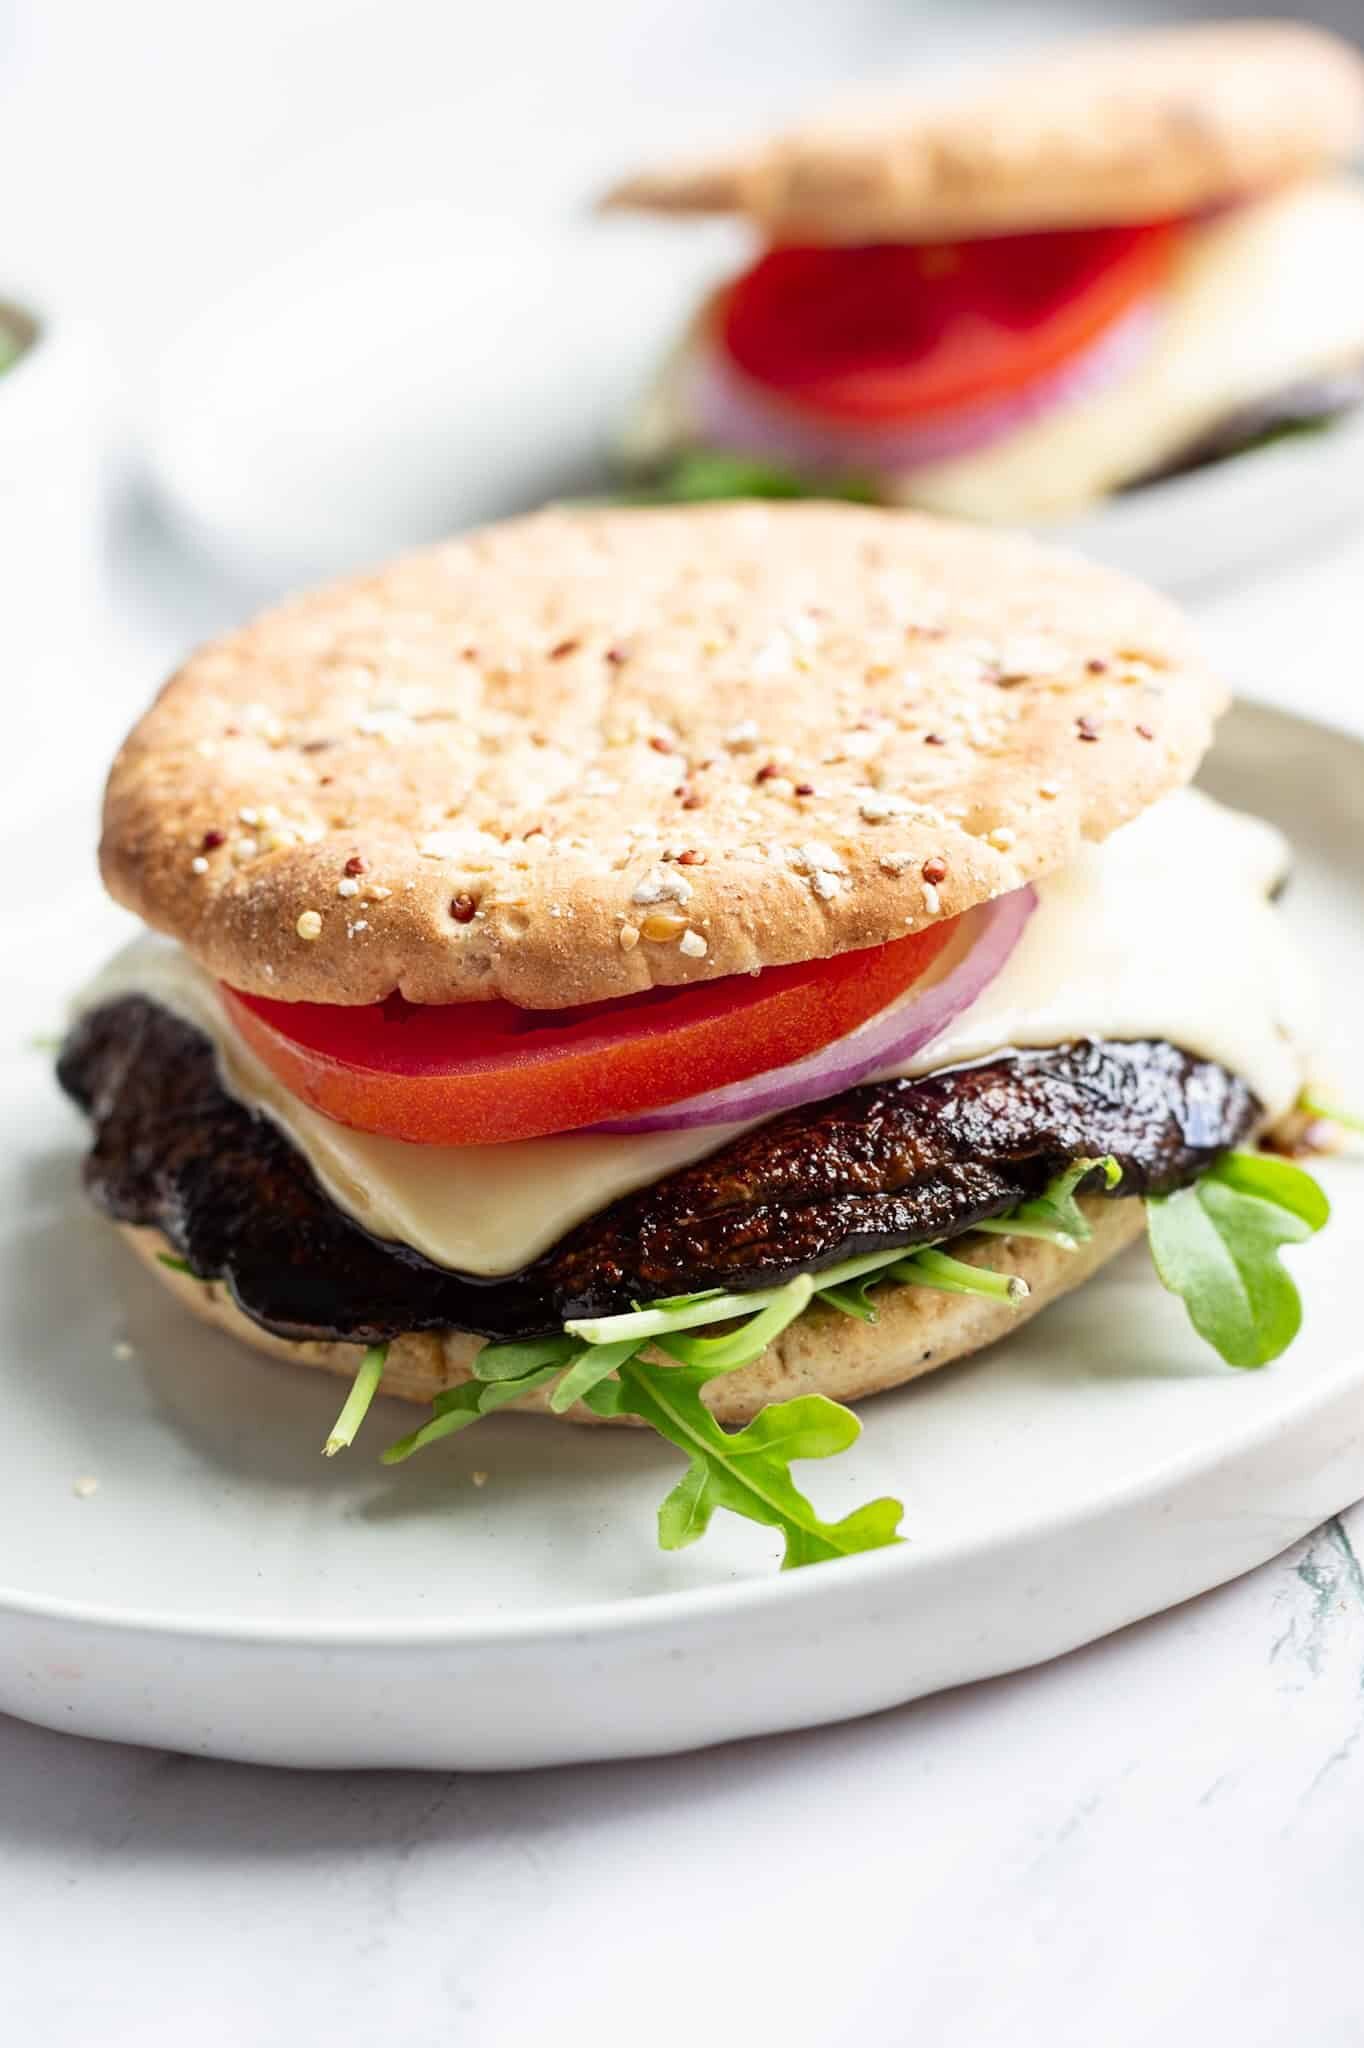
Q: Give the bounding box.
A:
[2,700,1361,1772]
[1055,409,1364,594]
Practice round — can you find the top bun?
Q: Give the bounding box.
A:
[101,503,1224,1009]
[604,21,1364,242]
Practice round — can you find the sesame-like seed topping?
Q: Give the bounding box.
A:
[238,806,259,826]
[618,922,640,951]
[233,836,259,861]
[725,720,760,750]
[810,869,842,901]
[368,884,392,900]
[921,856,948,884]
[1038,781,1061,800]
[343,854,366,876]
[794,782,816,798]
[640,910,689,942]
[676,849,706,866]
[795,841,845,875]
[987,826,1016,851]
[190,856,209,875]
[632,866,693,906]
[923,732,947,747]
[1076,717,1102,742]
[1136,723,1155,741]
[678,928,708,958]
[549,638,580,660]
[921,883,942,915]
[296,910,323,941]
[450,893,478,923]
[648,734,674,754]
[201,829,225,851]
[337,877,360,898]
[859,791,911,823]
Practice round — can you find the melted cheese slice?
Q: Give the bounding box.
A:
[634,179,1364,521]
[75,791,1313,1278]
[902,181,1364,521]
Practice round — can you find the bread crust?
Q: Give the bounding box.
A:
[121,1200,1146,1427]
[604,22,1364,241]
[100,503,1222,1008]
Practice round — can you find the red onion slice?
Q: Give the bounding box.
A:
[595,884,1036,1135]
[688,303,1158,479]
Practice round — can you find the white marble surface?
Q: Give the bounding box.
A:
[6,1,1364,2040]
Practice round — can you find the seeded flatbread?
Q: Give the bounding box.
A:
[123,1203,1146,1426]
[101,502,1223,1008]
[604,21,1364,242]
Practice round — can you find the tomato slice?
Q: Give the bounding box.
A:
[720,221,1178,424]
[222,922,956,1147]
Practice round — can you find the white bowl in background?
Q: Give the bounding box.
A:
[142,209,732,586]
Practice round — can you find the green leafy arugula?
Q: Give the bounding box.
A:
[625,448,877,506]
[1145,1151,1329,1368]
[584,1347,904,1569]
[324,1343,389,1457]
[326,1229,1036,1569]
[973,1155,1122,1250]
[321,1148,1332,1568]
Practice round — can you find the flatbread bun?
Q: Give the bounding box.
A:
[101,503,1223,1009]
[604,21,1364,242]
[123,1202,1145,1426]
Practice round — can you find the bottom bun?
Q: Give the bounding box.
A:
[121,1200,1145,1426]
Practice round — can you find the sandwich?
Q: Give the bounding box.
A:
[58,502,1331,1570]
[604,20,1364,522]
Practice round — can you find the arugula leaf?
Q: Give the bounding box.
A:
[379,1270,900,1566]
[548,1338,643,1415]
[1145,1150,1329,1368]
[816,1273,883,1322]
[974,1156,1122,1249]
[609,1350,903,1567]
[887,1246,1028,1304]
[323,1343,389,1457]
[468,1333,581,1382]
[156,1252,193,1275]
[564,1248,902,1348]
[628,449,878,506]
[382,1363,563,1463]
[653,1275,814,1371]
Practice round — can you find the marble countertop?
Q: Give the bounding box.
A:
[6,2,1364,2040]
